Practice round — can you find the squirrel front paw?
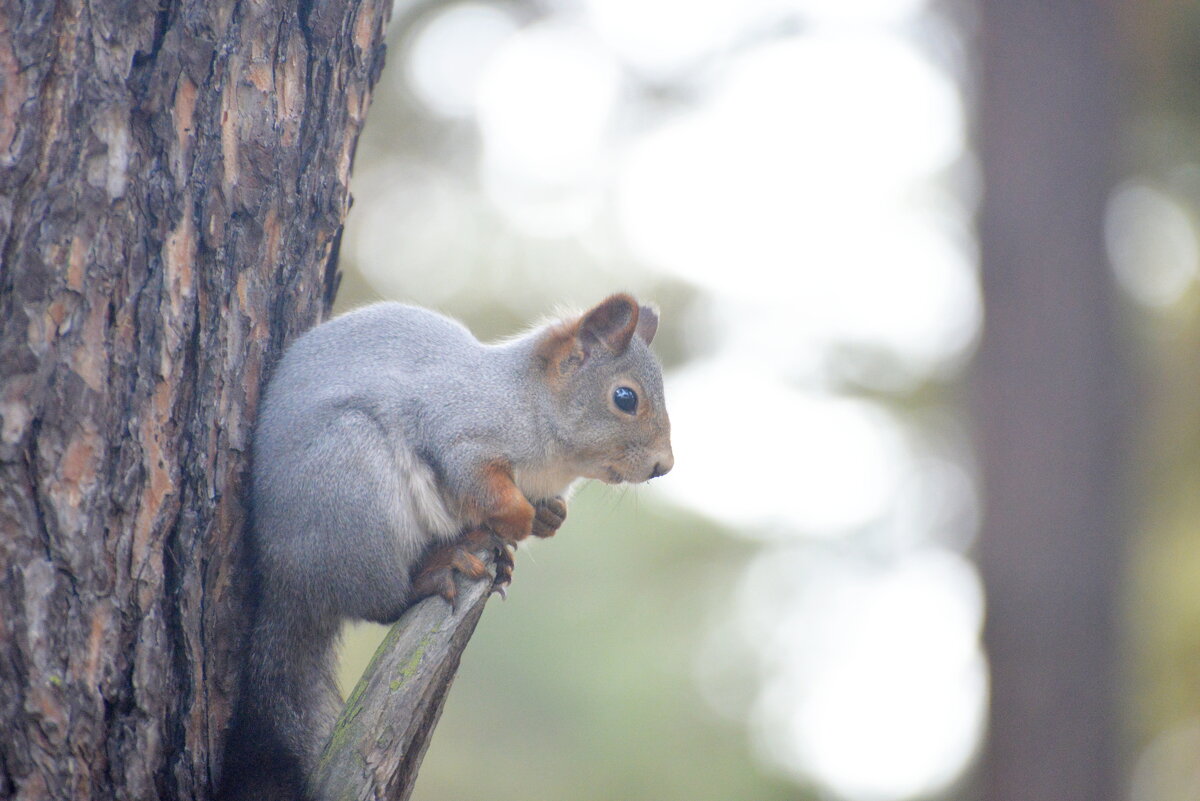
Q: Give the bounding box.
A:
[531,496,568,538]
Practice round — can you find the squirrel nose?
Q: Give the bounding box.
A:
[650,451,674,479]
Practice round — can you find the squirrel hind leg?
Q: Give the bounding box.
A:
[412,528,514,608]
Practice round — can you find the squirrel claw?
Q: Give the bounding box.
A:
[491,539,516,591]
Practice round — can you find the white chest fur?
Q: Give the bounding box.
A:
[514,462,580,503]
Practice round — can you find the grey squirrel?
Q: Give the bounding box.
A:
[216,294,673,801]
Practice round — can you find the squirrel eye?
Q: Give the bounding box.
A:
[613,386,638,414]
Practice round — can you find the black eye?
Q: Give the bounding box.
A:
[613,386,638,414]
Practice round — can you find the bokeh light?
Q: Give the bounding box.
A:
[745,548,986,800]
[1105,180,1199,308]
[476,20,621,235]
[404,3,518,118]
[663,367,909,536]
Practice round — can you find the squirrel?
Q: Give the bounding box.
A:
[215,293,673,801]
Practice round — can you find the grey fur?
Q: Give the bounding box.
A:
[217,297,672,801]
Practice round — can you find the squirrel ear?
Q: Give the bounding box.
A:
[579,294,638,356]
[636,303,659,345]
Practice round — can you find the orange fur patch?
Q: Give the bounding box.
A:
[476,460,535,542]
[533,318,584,386]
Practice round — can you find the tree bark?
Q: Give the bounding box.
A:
[974,1,1128,800]
[0,1,390,799]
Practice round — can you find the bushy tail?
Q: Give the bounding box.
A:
[215,599,342,801]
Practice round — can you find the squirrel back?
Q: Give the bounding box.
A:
[217,294,672,801]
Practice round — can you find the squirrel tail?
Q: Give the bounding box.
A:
[215,599,342,801]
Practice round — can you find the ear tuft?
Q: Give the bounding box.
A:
[636,303,659,345]
[579,294,639,356]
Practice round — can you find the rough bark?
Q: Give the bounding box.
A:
[0,1,390,799]
[974,1,1127,800]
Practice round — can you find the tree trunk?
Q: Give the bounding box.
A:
[974,1,1128,800]
[0,1,390,798]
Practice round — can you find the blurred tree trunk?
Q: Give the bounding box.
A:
[974,1,1128,801]
[0,1,389,798]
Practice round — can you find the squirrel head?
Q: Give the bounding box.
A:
[535,294,673,485]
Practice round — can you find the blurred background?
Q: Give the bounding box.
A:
[329,0,1200,799]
